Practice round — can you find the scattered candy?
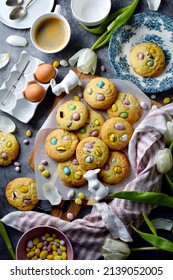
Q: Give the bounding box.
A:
[67,212,74,220]
[23,139,29,145]
[78,192,85,200]
[78,92,83,98]
[101,65,106,72]
[60,59,69,67]
[41,159,48,165]
[14,161,21,167]
[67,189,75,199]
[73,95,80,101]
[151,94,156,99]
[38,164,44,171]
[75,197,82,205]
[163,97,171,104]
[140,101,148,109]
[52,60,60,68]
[26,129,32,137]
[15,166,21,172]
[42,170,50,178]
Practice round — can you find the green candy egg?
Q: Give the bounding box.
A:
[68,104,76,110]
[120,112,128,119]
[147,60,154,67]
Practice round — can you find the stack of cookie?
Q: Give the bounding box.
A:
[45,77,144,188]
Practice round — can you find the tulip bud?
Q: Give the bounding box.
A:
[165,120,173,145]
[101,238,130,260]
[156,148,173,173]
[69,48,97,75]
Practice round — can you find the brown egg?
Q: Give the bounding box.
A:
[24,83,46,102]
[35,63,56,83]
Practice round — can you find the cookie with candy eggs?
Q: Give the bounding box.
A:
[56,100,89,131]
[83,77,117,110]
[45,128,79,162]
[76,110,106,140]
[100,117,134,150]
[6,177,39,211]
[76,136,109,171]
[0,131,20,166]
[107,92,142,124]
[98,151,130,184]
[57,156,87,187]
[130,42,165,77]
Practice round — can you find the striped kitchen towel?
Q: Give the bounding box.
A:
[2,104,173,260]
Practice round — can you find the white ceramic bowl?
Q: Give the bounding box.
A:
[71,0,111,26]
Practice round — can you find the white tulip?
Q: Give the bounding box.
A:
[69,48,97,75]
[156,148,173,173]
[147,0,161,11]
[165,120,173,145]
[101,238,130,260]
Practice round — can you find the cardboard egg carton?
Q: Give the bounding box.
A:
[0,51,57,123]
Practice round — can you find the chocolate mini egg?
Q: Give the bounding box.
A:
[24,83,46,102]
[35,63,56,83]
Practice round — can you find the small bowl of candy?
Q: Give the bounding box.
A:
[16,225,74,260]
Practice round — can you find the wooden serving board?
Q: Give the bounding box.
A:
[28,68,162,221]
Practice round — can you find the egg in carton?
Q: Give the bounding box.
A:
[0,51,57,123]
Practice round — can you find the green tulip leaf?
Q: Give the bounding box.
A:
[142,212,157,236]
[110,191,173,208]
[131,225,173,252]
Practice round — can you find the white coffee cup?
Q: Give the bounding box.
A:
[30,5,71,54]
[71,0,111,26]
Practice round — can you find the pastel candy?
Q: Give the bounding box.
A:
[96,93,105,101]
[51,138,57,145]
[114,122,125,130]
[72,112,80,121]
[97,81,105,88]
[68,104,76,110]
[120,134,128,142]
[84,142,93,148]
[138,53,144,60]
[91,130,99,137]
[122,99,130,105]
[72,158,79,165]
[63,166,71,175]
[85,155,94,163]
[62,135,71,140]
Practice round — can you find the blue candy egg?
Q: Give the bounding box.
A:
[97,81,105,88]
[63,166,71,175]
[50,137,58,145]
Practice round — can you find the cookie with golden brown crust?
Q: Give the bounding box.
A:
[0,131,20,166]
[45,128,79,162]
[56,100,89,131]
[107,92,142,124]
[6,177,39,211]
[100,117,134,150]
[83,77,117,110]
[99,151,130,184]
[130,42,165,78]
[57,156,86,187]
[76,136,109,170]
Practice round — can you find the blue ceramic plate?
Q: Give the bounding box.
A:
[108,12,173,93]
